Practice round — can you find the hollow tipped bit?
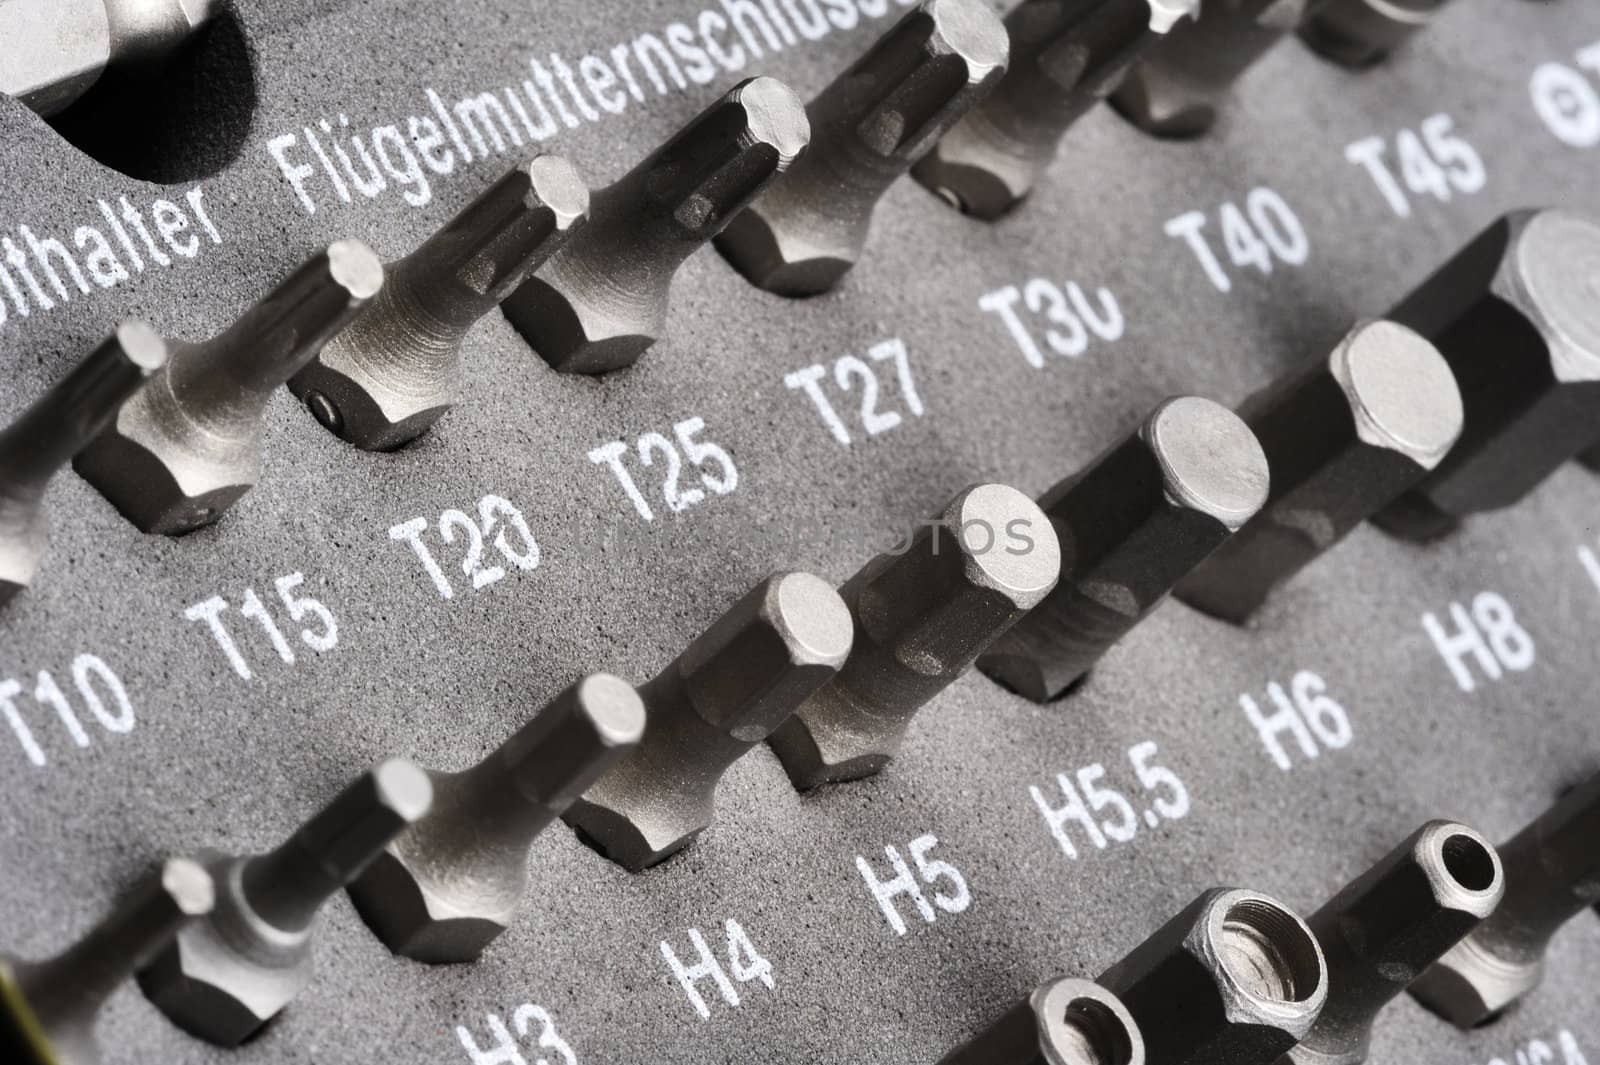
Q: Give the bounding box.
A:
[290,156,589,450]
[564,573,853,871]
[138,760,432,1046]
[715,0,1009,295]
[349,675,645,963]
[1176,320,1463,624]
[1300,0,1454,69]
[503,77,809,374]
[2,857,214,1065]
[0,321,167,606]
[913,0,1198,220]
[938,977,1146,1065]
[768,484,1060,789]
[978,397,1269,703]
[74,241,382,536]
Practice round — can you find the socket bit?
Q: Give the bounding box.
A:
[715,0,1009,295]
[1,857,214,1065]
[0,0,216,118]
[938,977,1145,1065]
[290,157,589,451]
[978,397,1269,703]
[1284,822,1503,1065]
[1373,209,1600,541]
[1410,772,1600,1028]
[138,760,432,1046]
[1110,0,1316,139]
[348,675,645,963]
[74,241,383,536]
[1100,888,1328,1065]
[1175,320,1463,624]
[768,484,1060,789]
[0,321,167,607]
[503,77,809,374]
[912,0,1198,220]
[1300,0,1452,68]
[563,572,853,871]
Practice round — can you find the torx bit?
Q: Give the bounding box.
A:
[1,857,214,1065]
[715,0,1009,295]
[913,0,1198,220]
[74,241,383,536]
[1410,773,1600,1028]
[563,572,853,872]
[503,77,809,375]
[349,675,645,963]
[767,484,1060,789]
[290,156,589,451]
[1284,822,1503,1065]
[938,977,1145,1065]
[977,397,1269,703]
[1100,888,1328,1065]
[1300,0,1453,69]
[1373,209,1600,541]
[1110,0,1318,139]
[0,321,167,607]
[1175,320,1463,624]
[138,760,432,1046]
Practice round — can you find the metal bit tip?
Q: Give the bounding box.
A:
[939,976,1145,1065]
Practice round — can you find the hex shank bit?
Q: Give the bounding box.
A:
[1410,773,1600,1027]
[1099,888,1328,1065]
[1284,822,1503,1065]
[1373,209,1600,540]
[74,241,382,536]
[290,157,589,450]
[1,857,214,1065]
[913,0,1198,220]
[978,397,1269,703]
[138,760,432,1046]
[563,573,853,871]
[348,675,645,963]
[768,484,1060,789]
[0,322,167,606]
[1300,0,1453,68]
[503,78,809,374]
[1176,321,1463,624]
[938,977,1145,1065]
[715,0,1009,295]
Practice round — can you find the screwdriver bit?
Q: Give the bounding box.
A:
[1300,0,1453,68]
[1284,822,1503,1065]
[937,977,1145,1065]
[349,675,645,963]
[977,397,1269,703]
[0,321,167,607]
[1110,0,1318,139]
[1373,209,1600,541]
[715,0,1009,295]
[1410,772,1600,1028]
[767,484,1060,789]
[290,157,589,451]
[563,572,853,872]
[503,77,809,375]
[1175,320,1463,624]
[138,760,432,1046]
[912,0,1198,220]
[74,241,382,536]
[1,857,214,1065]
[1100,888,1328,1065]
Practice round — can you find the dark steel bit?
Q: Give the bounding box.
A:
[937,977,1145,1065]
[349,674,645,963]
[913,0,1198,220]
[767,483,1060,789]
[503,77,809,374]
[715,0,1009,295]
[0,321,167,607]
[74,241,382,536]
[1300,0,1454,68]
[1176,320,1463,624]
[290,156,589,451]
[563,572,853,872]
[977,396,1269,703]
